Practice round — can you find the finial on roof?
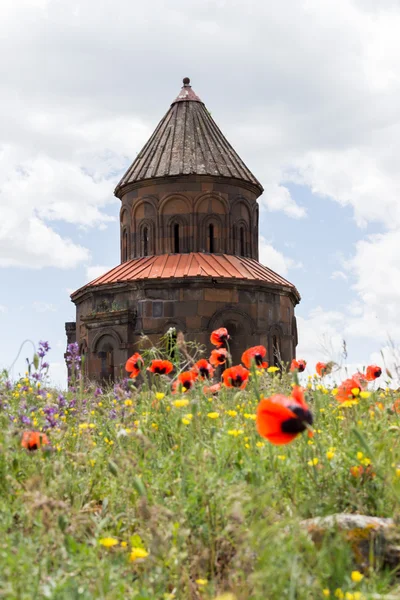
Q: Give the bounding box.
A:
[183,77,190,86]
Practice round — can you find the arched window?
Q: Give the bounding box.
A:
[272,335,281,367]
[122,229,128,262]
[98,343,115,384]
[240,227,245,256]
[174,223,180,253]
[143,226,149,257]
[209,223,214,253]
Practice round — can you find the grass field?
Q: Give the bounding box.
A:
[1,338,400,599]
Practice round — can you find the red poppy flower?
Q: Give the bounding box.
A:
[125,352,144,378]
[392,399,400,413]
[241,345,268,369]
[147,360,174,375]
[256,386,313,445]
[172,371,198,393]
[316,362,328,377]
[350,465,376,479]
[203,382,222,394]
[210,327,230,348]
[209,348,228,367]
[290,359,307,372]
[365,364,382,381]
[191,359,215,380]
[21,431,50,451]
[336,374,365,402]
[222,365,249,389]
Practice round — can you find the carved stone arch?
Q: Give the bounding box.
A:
[91,328,123,353]
[209,306,256,364]
[91,330,123,384]
[131,196,158,221]
[163,318,186,334]
[268,324,284,367]
[233,218,250,257]
[199,213,224,253]
[132,199,157,257]
[194,192,229,215]
[120,207,130,226]
[159,193,192,215]
[137,218,155,257]
[166,214,189,254]
[230,195,252,221]
[252,204,259,259]
[121,226,130,262]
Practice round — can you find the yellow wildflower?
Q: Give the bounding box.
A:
[326,451,335,460]
[267,366,279,373]
[243,413,256,420]
[173,399,190,408]
[277,455,286,460]
[129,547,149,562]
[308,458,319,466]
[196,579,207,586]
[99,537,119,547]
[227,430,243,437]
[351,571,363,583]
[334,589,344,600]
[207,412,219,419]
[226,410,237,417]
[121,541,127,548]
[256,442,265,448]
[322,591,330,598]
[359,391,370,399]
[182,418,191,425]
[357,452,364,461]
[155,392,165,400]
[125,399,133,406]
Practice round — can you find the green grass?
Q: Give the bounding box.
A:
[1,354,400,599]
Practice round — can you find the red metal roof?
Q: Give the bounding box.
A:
[114,78,263,195]
[72,254,300,301]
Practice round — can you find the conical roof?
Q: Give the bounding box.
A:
[115,78,263,195]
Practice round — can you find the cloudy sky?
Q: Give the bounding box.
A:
[1,0,400,385]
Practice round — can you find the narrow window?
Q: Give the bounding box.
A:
[240,227,245,256]
[174,223,180,253]
[122,230,128,262]
[272,335,280,367]
[209,223,214,253]
[143,226,149,257]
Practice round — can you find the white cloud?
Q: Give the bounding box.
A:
[331,270,348,281]
[258,236,300,276]
[259,184,306,219]
[86,265,112,282]
[32,301,57,313]
[0,305,6,313]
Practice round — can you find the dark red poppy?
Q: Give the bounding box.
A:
[222,365,249,389]
[147,360,174,375]
[21,431,50,451]
[172,371,198,393]
[290,359,307,372]
[365,364,382,382]
[316,362,327,376]
[256,386,313,445]
[209,348,228,367]
[210,327,230,348]
[336,374,365,403]
[241,345,268,369]
[191,359,215,380]
[125,352,144,378]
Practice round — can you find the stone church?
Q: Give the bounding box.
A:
[66,78,300,381]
